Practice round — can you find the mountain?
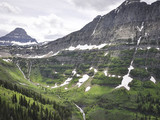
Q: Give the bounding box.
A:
[0,28,38,46]
[0,0,160,120]
[5,0,160,58]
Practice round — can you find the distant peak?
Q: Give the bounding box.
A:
[13,28,27,34]
[0,27,38,45]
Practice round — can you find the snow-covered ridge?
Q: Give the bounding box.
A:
[66,44,107,51]
[12,41,37,46]
[15,43,108,59]
[0,40,37,46]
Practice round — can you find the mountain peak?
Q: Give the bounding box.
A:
[0,28,38,46]
[123,0,141,5]
[7,28,30,38]
[13,28,27,34]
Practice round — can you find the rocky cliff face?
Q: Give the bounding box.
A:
[0,28,38,46]
[1,0,160,57]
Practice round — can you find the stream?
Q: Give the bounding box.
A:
[75,103,86,120]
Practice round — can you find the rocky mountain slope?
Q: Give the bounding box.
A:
[0,0,160,120]
[0,28,38,46]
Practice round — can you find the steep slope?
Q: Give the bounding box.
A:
[0,28,38,46]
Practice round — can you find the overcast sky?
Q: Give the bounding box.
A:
[0,0,156,42]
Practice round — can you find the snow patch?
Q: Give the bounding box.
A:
[137,37,142,46]
[115,8,120,13]
[60,78,72,87]
[77,74,81,77]
[85,86,91,92]
[116,60,134,90]
[94,69,98,73]
[27,47,33,50]
[2,59,12,63]
[147,47,151,50]
[66,44,107,51]
[51,78,72,89]
[150,76,156,83]
[104,52,108,56]
[91,16,102,36]
[90,67,98,73]
[145,33,148,37]
[72,69,77,76]
[27,51,60,59]
[112,75,116,78]
[125,0,140,5]
[51,83,58,89]
[11,41,37,46]
[104,70,108,76]
[89,67,93,70]
[136,22,144,32]
[118,76,121,78]
[77,75,89,87]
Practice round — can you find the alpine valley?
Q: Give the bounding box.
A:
[0,0,160,120]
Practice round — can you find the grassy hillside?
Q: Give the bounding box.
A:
[0,45,160,120]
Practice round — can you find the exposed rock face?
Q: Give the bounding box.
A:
[1,0,160,57]
[0,28,38,46]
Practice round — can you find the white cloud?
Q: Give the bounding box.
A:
[0,2,21,14]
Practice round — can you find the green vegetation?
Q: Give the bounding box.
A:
[130,68,150,79]
[0,44,160,120]
[91,72,122,86]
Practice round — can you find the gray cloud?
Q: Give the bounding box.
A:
[0,29,8,37]
[69,0,124,11]
[45,34,64,40]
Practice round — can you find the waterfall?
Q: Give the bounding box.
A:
[16,62,28,80]
[75,104,86,120]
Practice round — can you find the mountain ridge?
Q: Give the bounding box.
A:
[0,0,160,58]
